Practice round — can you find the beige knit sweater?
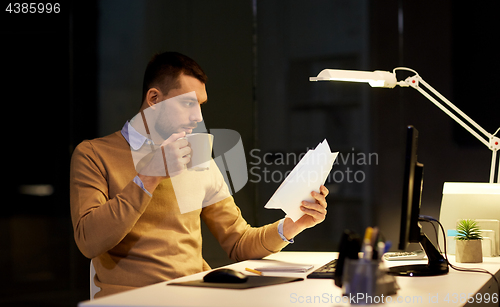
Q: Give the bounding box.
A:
[70,131,288,298]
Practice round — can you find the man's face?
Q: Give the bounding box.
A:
[153,74,207,139]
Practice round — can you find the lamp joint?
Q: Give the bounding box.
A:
[490,136,500,150]
[404,76,420,88]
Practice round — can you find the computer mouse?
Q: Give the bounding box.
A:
[203,268,248,283]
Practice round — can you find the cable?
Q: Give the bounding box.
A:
[420,218,442,254]
[419,215,500,304]
[393,67,419,77]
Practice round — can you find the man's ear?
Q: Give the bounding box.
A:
[145,88,162,108]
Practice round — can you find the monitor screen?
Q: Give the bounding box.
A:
[388,125,449,276]
[398,125,424,250]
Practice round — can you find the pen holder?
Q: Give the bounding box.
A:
[342,259,398,304]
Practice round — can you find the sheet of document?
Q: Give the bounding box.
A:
[265,139,338,222]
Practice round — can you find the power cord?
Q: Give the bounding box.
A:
[419,215,500,304]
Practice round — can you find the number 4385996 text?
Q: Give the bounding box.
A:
[6,3,60,13]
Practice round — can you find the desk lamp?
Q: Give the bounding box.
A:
[310,67,500,256]
[310,67,500,183]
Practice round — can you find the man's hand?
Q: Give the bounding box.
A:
[137,131,191,192]
[282,185,329,241]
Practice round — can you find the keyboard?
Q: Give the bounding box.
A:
[383,250,426,261]
[306,259,337,279]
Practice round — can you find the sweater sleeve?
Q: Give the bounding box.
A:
[201,196,289,262]
[70,141,151,259]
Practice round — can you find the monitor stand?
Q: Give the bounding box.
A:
[388,232,449,276]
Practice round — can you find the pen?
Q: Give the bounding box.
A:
[377,241,386,260]
[362,227,373,260]
[370,227,379,248]
[384,241,392,254]
[245,268,263,275]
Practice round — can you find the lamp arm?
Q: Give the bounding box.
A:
[309,67,500,182]
[400,73,500,183]
[408,76,492,147]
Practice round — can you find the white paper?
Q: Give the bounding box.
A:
[265,139,338,222]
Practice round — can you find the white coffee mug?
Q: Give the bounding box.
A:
[186,133,214,171]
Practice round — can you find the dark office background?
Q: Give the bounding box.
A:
[1,0,498,306]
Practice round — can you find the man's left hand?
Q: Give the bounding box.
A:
[282,185,329,241]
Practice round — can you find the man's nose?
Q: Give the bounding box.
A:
[190,104,203,123]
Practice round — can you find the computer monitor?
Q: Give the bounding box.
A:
[388,125,449,276]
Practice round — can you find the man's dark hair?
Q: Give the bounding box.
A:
[141,51,207,103]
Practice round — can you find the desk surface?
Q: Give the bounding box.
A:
[80,252,500,307]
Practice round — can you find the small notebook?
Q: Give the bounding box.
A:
[254,264,314,273]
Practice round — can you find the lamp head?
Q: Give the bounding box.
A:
[309,69,398,88]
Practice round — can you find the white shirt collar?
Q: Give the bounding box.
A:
[121,121,154,150]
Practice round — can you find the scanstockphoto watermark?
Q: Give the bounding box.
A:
[289,292,499,304]
[290,292,424,304]
[248,148,378,184]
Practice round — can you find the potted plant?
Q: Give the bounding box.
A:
[455,219,483,263]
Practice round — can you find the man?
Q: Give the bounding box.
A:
[70,52,329,298]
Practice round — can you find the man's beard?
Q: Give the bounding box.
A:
[154,119,174,141]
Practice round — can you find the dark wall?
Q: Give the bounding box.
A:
[370,0,499,247]
[1,1,98,305]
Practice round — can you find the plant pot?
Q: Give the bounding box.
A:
[455,239,483,263]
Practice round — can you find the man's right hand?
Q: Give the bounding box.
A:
[137,131,191,192]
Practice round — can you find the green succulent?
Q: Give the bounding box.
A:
[456,219,482,241]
